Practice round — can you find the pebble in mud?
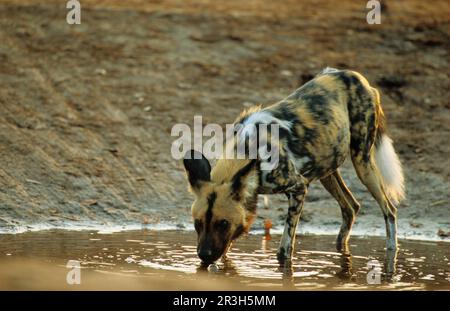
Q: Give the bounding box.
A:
[207,264,219,273]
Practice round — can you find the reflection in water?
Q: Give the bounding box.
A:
[0,230,448,290]
[337,250,354,281]
[335,246,399,284]
[384,248,398,281]
[199,244,413,289]
[278,260,295,289]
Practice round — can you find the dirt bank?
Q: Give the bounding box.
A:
[0,1,448,240]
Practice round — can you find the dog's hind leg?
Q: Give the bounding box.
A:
[351,157,398,250]
[321,170,360,251]
[347,85,402,251]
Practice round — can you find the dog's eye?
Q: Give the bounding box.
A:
[194,219,202,233]
[216,219,229,231]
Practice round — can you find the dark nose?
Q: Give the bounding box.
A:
[198,249,214,263]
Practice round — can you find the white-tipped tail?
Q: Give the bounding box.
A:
[375,135,405,205]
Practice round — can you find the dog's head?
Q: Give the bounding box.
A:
[183,150,258,264]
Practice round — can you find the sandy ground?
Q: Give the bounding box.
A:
[0,1,448,240]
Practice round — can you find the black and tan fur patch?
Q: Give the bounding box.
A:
[183,68,396,263]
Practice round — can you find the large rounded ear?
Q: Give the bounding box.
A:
[183,150,211,193]
[230,159,257,201]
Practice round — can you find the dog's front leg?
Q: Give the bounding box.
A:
[277,190,307,264]
[263,155,308,263]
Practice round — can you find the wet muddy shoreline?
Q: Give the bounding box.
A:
[1,216,449,243]
[0,230,448,290]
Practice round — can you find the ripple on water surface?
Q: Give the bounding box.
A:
[0,230,448,290]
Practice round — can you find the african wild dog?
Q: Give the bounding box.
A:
[183,68,404,264]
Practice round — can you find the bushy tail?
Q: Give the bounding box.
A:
[346,77,405,206]
[370,86,405,205]
[374,131,405,205]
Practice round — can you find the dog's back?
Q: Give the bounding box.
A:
[234,69,379,182]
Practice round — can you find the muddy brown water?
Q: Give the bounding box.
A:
[0,230,448,290]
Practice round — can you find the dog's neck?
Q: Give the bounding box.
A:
[238,164,259,227]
